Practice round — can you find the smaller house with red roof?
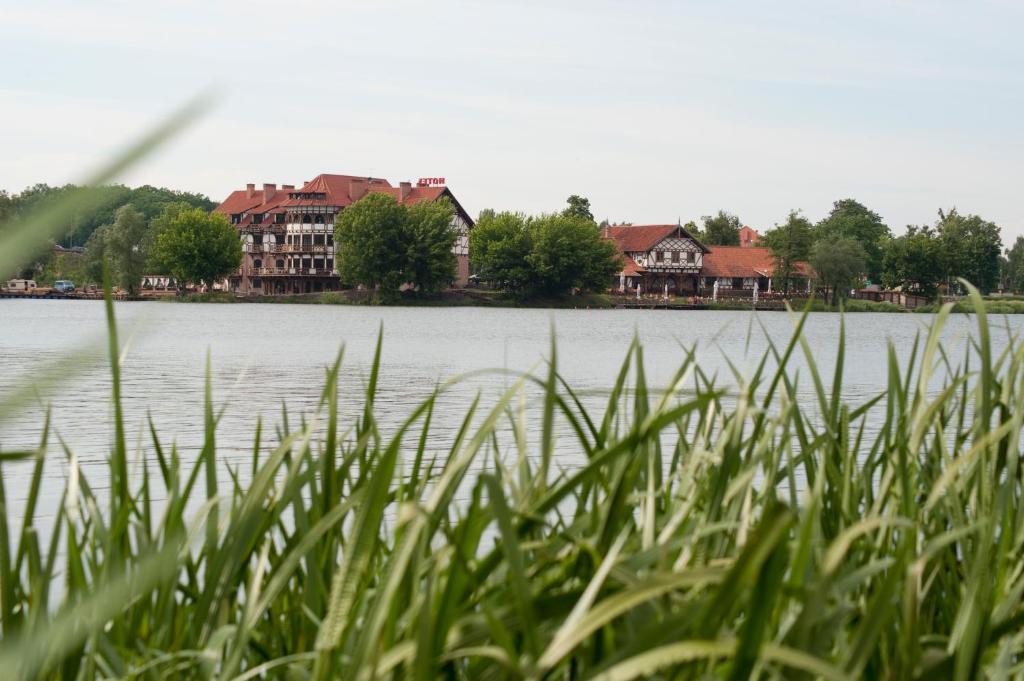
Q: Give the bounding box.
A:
[604,224,813,295]
[603,224,709,294]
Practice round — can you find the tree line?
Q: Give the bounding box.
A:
[667,200,1007,300]
[1,183,240,292]
[332,193,622,300]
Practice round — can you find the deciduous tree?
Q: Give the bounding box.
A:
[106,204,148,295]
[761,210,814,293]
[935,208,1002,294]
[880,226,942,295]
[563,195,594,222]
[150,208,241,289]
[470,212,534,291]
[700,211,741,246]
[527,213,621,295]
[814,199,890,282]
[405,198,457,294]
[335,193,408,299]
[810,237,866,305]
[1003,236,1024,293]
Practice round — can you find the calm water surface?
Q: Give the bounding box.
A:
[1,299,1019,521]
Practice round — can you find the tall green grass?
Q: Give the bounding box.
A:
[1,282,1023,680]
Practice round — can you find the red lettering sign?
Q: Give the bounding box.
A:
[416,177,446,187]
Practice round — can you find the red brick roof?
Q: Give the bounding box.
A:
[605,224,708,253]
[214,174,473,226]
[703,246,812,278]
[621,256,644,276]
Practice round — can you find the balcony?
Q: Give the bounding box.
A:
[251,267,338,277]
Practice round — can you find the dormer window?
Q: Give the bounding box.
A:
[275,213,285,224]
[252,213,264,224]
[231,214,241,225]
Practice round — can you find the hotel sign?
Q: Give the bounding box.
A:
[417,177,446,187]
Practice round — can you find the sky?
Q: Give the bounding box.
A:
[1,0,1022,239]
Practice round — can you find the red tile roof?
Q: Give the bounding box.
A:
[214,174,473,226]
[621,256,644,276]
[604,224,708,253]
[702,246,812,278]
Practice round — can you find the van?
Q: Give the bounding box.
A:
[6,279,37,292]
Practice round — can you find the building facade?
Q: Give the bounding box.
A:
[604,224,709,294]
[605,224,811,294]
[214,174,473,295]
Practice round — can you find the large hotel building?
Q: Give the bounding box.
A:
[214,174,473,295]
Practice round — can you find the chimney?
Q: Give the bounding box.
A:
[349,178,369,202]
[246,183,255,198]
[398,181,412,202]
[282,184,295,190]
[263,183,276,202]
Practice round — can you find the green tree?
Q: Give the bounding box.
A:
[335,193,407,298]
[105,204,148,295]
[527,213,621,295]
[880,226,942,295]
[563,195,594,222]
[404,198,457,293]
[814,199,890,282]
[700,211,741,246]
[935,208,1002,294]
[469,212,534,291]
[809,237,866,305]
[1003,236,1024,293]
[82,224,111,285]
[761,210,814,293]
[150,208,241,289]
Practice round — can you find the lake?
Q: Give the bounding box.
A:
[1,299,1018,522]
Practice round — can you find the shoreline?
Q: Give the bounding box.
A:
[10,288,1024,314]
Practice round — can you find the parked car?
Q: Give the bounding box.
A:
[5,279,37,292]
[53,280,76,293]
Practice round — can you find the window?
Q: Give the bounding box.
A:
[252,213,263,224]
[687,251,695,263]
[672,251,680,263]
[275,213,285,224]
[253,259,262,268]
[231,214,241,225]
[327,234,334,246]
[326,258,334,270]
[275,259,284,268]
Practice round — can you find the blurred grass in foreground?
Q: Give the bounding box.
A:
[0,281,1023,680]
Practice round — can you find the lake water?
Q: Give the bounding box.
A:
[1,299,1019,523]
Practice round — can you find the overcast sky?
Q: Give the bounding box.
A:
[1,0,1022,238]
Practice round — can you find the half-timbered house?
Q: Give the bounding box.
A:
[604,224,709,294]
[215,174,473,295]
[604,224,813,294]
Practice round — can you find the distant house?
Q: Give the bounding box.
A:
[739,225,759,248]
[604,224,812,294]
[603,224,709,294]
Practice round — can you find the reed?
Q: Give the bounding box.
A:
[0,279,1022,681]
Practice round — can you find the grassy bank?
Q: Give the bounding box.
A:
[915,297,1024,314]
[701,297,908,313]
[2,286,1024,679]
